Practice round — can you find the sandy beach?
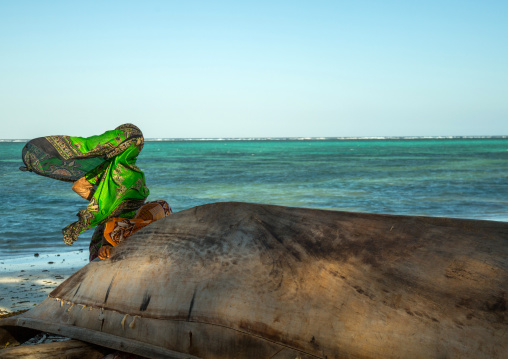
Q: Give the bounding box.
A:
[0,250,89,316]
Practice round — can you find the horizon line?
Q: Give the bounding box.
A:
[1,135,507,142]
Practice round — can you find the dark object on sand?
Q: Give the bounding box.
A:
[1,202,507,358]
[0,338,107,359]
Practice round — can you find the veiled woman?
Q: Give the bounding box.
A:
[20,124,170,261]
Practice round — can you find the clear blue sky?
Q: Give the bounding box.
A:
[1,1,507,139]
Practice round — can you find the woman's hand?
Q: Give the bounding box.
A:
[72,177,95,201]
[99,245,113,260]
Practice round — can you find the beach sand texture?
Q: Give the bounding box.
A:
[0,251,89,316]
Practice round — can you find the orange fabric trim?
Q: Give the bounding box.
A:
[103,200,172,247]
[104,218,152,246]
[104,219,118,246]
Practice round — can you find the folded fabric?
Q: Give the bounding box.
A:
[104,200,172,246]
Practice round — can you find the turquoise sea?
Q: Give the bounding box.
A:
[1,137,507,257]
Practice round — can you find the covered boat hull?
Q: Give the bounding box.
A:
[1,202,507,358]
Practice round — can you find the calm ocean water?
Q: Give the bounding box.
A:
[1,137,507,257]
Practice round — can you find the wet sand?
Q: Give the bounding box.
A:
[0,250,89,315]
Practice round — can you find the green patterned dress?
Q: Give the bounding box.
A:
[21,124,150,256]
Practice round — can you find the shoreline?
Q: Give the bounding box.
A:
[0,250,89,315]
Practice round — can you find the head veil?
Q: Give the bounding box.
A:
[21,123,144,182]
